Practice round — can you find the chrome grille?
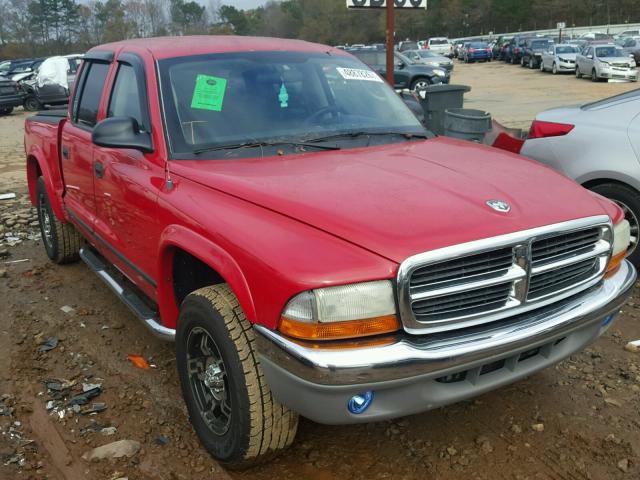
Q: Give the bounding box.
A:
[410,247,513,289]
[397,216,612,334]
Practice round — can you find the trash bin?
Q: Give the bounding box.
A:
[416,84,471,135]
[444,108,492,142]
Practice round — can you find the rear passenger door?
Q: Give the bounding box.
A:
[92,53,163,293]
[61,56,111,230]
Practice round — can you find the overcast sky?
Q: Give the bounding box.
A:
[223,0,270,9]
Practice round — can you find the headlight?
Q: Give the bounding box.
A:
[279,280,400,340]
[600,61,609,66]
[558,57,567,62]
[606,219,630,277]
[433,68,447,77]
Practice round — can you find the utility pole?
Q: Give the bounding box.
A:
[386,1,395,85]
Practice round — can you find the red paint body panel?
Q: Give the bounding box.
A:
[24,36,624,331]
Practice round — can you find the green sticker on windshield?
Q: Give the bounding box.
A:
[191,74,227,111]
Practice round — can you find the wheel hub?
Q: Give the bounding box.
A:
[204,362,225,395]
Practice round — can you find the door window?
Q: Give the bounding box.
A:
[75,62,109,128]
[108,64,145,130]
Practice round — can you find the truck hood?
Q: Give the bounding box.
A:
[172,137,615,263]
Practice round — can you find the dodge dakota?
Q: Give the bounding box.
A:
[24,36,636,468]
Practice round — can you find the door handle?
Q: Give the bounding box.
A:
[94,162,104,178]
[62,145,69,159]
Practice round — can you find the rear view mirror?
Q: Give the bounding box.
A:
[92,117,153,153]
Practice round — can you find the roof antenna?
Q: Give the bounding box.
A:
[165,159,174,191]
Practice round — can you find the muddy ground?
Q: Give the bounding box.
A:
[1,62,640,480]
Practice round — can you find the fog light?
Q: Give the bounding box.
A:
[348,391,374,414]
[602,314,614,327]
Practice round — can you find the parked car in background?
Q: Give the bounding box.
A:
[397,40,419,52]
[617,37,640,63]
[425,37,452,57]
[493,36,513,60]
[21,56,76,111]
[520,89,640,267]
[576,44,638,82]
[405,49,454,72]
[462,41,492,63]
[581,32,613,41]
[0,77,23,115]
[616,29,640,39]
[6,58,44,82]
[350,49,448,89]
[521,37,553,68]
[540,44,579,74]
[505,36,531,64]
[452,41,465,58]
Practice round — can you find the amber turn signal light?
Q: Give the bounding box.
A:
[605,251,626,278]
[279,315,400,341]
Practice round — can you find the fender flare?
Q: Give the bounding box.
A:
[156,224,257,329]
[26,147,66,220]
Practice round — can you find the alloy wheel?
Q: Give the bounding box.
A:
[37,192,53,250]
[186,327,232,436]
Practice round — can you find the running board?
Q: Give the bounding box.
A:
[79,247,176,341]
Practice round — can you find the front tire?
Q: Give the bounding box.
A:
[575,66,582,78]
[591,69,600,82]
[410,77,431,90]
[529,58,535,69]
[36,177,81,264]
[552,62,558,74]
[589,183,640,269]
[24,96,42,112]
[176,285,299,469]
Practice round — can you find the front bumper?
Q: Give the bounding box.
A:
[255,261,635,424]
[598,67,638,80]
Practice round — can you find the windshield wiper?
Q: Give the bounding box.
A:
[303,131,430,144]
[193,140,341,155]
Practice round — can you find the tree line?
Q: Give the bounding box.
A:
[1,0,639,59]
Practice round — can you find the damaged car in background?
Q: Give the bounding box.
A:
[19,55,80,111]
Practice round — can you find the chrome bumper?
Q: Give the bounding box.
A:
[255,261,635,424]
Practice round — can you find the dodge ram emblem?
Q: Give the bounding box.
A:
[486,199,511,213]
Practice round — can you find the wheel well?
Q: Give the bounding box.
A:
[172,249,225,307]
[582,178,637,193]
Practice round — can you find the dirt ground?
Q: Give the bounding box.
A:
[1,62,640,480]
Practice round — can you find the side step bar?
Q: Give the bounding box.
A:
[79,247,176,341]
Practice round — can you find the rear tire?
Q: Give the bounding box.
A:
[176,285,299,469]
[36,177,81,264]
[589,183,640,269]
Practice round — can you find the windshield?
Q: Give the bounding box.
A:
[159,51,425,157]
[470,42,488,48]
[556,46,577,54]
[596,46,626,58]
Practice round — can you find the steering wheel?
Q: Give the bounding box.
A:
[306,105,342,125]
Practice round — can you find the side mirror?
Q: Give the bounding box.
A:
[92,117,153,153]
[396,61,406,69]
[587,54,593,59]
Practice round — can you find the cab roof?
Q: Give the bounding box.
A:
[88,35,341,61]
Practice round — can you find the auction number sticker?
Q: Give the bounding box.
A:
[336,67,383,83]
[191,74,227,111]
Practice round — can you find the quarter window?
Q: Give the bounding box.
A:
[108,64,145,130]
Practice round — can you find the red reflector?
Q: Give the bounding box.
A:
[528,120,575,139]
[492,132,525,154]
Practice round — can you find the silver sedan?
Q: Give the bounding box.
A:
[519,89,640,267]
[540,44,579,74]
[405,50,454,72]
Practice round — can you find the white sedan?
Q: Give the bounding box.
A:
[540,44,579,74]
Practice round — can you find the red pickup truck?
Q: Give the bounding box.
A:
[25,36,635,468]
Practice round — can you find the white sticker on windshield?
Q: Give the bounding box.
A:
[336,67,383,83]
